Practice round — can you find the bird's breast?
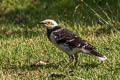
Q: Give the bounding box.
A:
[49,32,58,45]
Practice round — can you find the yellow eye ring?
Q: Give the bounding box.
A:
[47,22,53,26]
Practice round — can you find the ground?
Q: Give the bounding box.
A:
[0,0,120,80]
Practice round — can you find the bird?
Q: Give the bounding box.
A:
[39,19,107,68]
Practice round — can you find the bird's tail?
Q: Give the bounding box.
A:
[91,50,107,61]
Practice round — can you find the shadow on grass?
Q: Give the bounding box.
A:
[49,69,74,78]
[0,0,120,39]
[50,62,101,78]
[80,62,101,70]
[3,63,59,71]
[1,0,119,26]
[0,0,79,26]
[2,61,102,78]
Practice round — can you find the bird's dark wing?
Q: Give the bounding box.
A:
[52,29,96,50]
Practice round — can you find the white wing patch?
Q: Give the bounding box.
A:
[54,28,64,32]
[67,39,75,42]
[98,56,107,61]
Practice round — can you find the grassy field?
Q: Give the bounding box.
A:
[0,0,120,79]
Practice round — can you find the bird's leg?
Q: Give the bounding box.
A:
[74,53,78,66]
[65,54,74,68]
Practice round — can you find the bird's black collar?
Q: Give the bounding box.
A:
[47,26,61,40]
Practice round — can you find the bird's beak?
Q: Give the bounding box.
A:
[37,21,45,24]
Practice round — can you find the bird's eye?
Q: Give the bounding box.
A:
[47,22,50,24]
[47,22,53,26]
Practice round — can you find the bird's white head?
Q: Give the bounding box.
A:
[39,19,58,28]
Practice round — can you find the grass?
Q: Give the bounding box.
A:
[0,0,120,79]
